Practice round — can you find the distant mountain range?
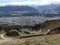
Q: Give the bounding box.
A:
[34,3,60,11]
[33,3,60,17]
[0,6,38,12]
[0,6,40,17]
[0,3,60,17]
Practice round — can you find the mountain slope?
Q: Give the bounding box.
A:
[35,4,60,17]
[35,19,60,34]
[0,5,40,17]
[0,6,38,12]
[34,3,60,11]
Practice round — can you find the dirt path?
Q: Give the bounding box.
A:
[0,38,18,44]
[0,34,60,44]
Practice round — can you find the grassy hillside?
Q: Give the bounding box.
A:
[37,19,60,33]
[1,34,60,45]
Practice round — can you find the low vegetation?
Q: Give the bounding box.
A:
[1,34,60,45]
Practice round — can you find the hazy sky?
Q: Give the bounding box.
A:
[0,0,60,6]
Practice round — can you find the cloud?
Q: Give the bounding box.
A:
[49,0,60,2]
[0,0,60,6]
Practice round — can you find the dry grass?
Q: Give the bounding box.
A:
[1,34,60,45]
